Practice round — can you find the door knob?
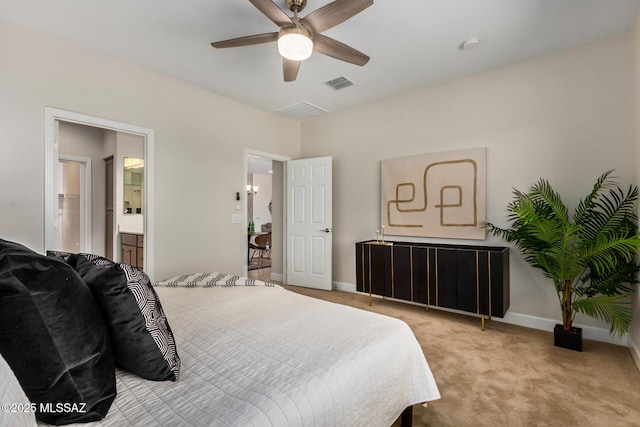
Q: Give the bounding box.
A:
[323,227,333,233]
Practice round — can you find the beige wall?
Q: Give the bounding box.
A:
[631,11,640,363]
[0,19,301,280]
[2,17,639,346]
[301,34,635,337]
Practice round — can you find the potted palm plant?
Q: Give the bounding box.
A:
[484,170,640,351]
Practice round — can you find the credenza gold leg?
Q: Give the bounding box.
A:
[481,314,485,331]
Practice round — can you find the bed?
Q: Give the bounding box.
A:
[0,240,440,427]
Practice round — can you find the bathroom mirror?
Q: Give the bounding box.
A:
[124,157,144,215]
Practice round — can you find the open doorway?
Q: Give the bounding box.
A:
[54,121,144,263]
[243,152,333,289]
[245,151,287,282]
[44,107,156,279]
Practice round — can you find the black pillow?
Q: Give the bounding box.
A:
[72,254,181,381]
[0,239,116,425]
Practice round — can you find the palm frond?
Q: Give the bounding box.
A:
[542,233,583,279]
[527,178,570,226]
[572,294,633,336]
[573,170,614,228]
[578,175,639,241]
[580,234,640,275]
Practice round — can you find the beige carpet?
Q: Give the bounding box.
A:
[283,285,640,427]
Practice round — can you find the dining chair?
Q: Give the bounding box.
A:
[250,233,271,269]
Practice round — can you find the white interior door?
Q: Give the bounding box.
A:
[286,157,332,290]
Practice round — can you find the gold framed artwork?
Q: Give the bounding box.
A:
[381,148,486,240]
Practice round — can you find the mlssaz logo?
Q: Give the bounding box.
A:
[39,402,87,414]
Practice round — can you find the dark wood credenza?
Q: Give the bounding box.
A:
[356,240,510,321]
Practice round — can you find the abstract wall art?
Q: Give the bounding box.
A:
[380,148,486,240]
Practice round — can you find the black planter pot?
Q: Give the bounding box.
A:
[554,324,583,352]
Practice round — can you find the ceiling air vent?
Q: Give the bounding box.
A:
[277,101,329,121]
[325,76,353,90]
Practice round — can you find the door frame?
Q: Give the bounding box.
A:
[243,149,290,281]
[44,107,156,280]
[58,155,92,253]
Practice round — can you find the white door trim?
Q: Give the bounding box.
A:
[44,107,156,280]
[58,155,92,253]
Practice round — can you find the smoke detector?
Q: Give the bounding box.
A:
[460,38,480,50]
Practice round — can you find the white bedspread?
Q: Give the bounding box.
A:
[69,285,440,426]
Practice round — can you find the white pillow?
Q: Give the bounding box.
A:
[0,353,37,427]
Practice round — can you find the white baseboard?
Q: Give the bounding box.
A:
[496,312,628,346]
[333,281,356,292]
[271,272,283,282]
[333,281,630,347]
[630,336,640,372]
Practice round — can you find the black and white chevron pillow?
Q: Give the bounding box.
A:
[70,253,181,381]
[155,272,278,288]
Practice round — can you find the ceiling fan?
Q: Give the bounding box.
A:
[211,0,373,82]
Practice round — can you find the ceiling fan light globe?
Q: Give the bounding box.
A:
[278,27,313,61]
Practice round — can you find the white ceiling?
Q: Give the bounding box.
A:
[2,0,640,120]
[248,155,273,175]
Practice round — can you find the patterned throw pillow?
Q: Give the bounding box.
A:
[46,249,74,263]
[73,254,181,381]
[155,272,279,287]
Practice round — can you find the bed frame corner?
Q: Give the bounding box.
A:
[400,405,413,427]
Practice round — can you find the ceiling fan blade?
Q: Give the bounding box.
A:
[211,32,278,49]
[283,58,301,82]
[249,0,293,27]
[301,0,373,33]
[313,34,369,66]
